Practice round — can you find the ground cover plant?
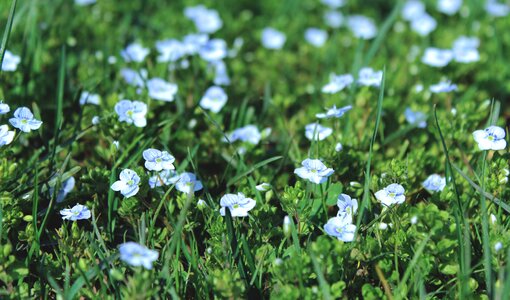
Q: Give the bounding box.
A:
[0,0,510,298]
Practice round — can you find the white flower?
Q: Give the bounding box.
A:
[60,204,91,221]
[121,43,150,63]
[92,116,100,125]
[1,50,20,72]
[75,0,96,5]
[261,28,286,50]
[422,174,446,193]
[9,107,43,133]
[200,86,228,113]
[316,105,352,119]
[321,73,354,93]
[324,10,344,28]
[375,183,406,206]
[225,125,261,145]
[472,126,507,151]
[256,183,271,192]
[119,242,159,270]
[404,107,427,128]
[114,100,147,127]
[324,214,356,242]
[79,91,100,105]
[402,0,426,21]
[495,242,503,252]
[147,78,178,102]
[490,214,497,225]
[294,158,334,184]
[358,67,383,87]
[437,0,462,15]
[335,142,343,152]
[0,101,10,114]
[304,28,328,47]
[421,48,453,67]
[410,13,437,36]
[410,215,418,224]
[305,123,333,141]
[0,125,15,146]
[175,172,203,194]
[143,148,175,171]
[111,169,140,198]
[379,222,389,230]
[429,80,458,93]
[219,193,256,217]
[347,15,377,39]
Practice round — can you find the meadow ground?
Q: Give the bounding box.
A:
[0,0,510,298]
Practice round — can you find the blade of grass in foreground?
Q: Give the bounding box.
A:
[0,0,17,75]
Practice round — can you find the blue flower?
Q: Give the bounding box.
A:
[50,176,76,203]
[0,125,15,147]
[185,6,222,34]
[200,86,228,113]
[375,183,406,206]
[121,43,149,63]
[119,242,159,270]
[324,10,344,28]
[404,107,427,128]
[422,174,446,193]
[114,100,147,128]
[111,169,140,198]
[199,39,227,62]
[9,107,43,133]
[79,91,100,106]
[473,126,507,151]
[261,28,286,50]
[182,33,209,55]
[421,48,453,67]
[437,0,462,15]
[337,194,358,217]
[175,172,203,194]
[452,36,480,63]
[143,148,175,171]
[60,204,91,221]
[1,50,20,72]
[321,0,346,8]
[147,78,178,102]
[226,125,262,145]
[410,13,437,36]
[429,80,457,93]
[304,28,328,47]
[321,74,353,94]
[347,15,377,39]
[316,105,352,119]
[155,39,186,63]
[485,0,510,17]
[212,60,231,86]
[0,101,10,114]
[305,123,333,141]
[357,67,383,87]
[148,169,179,188]
[402,1,426,21]
[120,68,147,87]
[219,193,256,217]
[324,214,356,242]
[294,158,334,184]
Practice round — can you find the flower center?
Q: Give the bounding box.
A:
[21,119,28,124]
[233,204,240,209]
[127,110,134,117]
[156,158,162,163]
[127,180,134,185]
[389,192,396,198]
[311,169,318,173]
[73,211,80,215]
[488,135,494,141]
[335,227,343,234]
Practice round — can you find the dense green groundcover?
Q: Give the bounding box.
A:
[0,0,510,298]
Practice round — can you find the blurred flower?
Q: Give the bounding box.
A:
[147,78,178,102]
[200,86,228,113]
[337,193,358,218]
[294,158,334,184]
[379,222,389,230]
[199,39,227,62]
[304,28,328,47]
[324,214,356,242]
[113,140,120,149]
[256,183,271,192]
[182,33,209,55]
[321,73,354,93]
[335,143,343,152]
[119,242,158,270]
[410,215,418,224]
[358,67,383,87]
[421,47,453,67]
[485,0,509,17]
[473,126,507,150]
[60,204,91,221]
[402,0,426,21]
[121,43,149,63]
[51,176,76,203]
[175,172,203,194]
[429,80,458,93]
[490,214,497,225]
[437,0,462,15]
[324,10,344,28]
[1,50,20,72]
[225,125,261,145]
[185,6,222,33]
[0,101,10,114]
[120,68,147,87]
[261,27,286,50]
[347,15,377,39]
[452,36,479,63]
[422,174,446,193]
[316,105,352,119]
[148,169,179,188]
[79,91,100,105]
[155,39,186,62]
[305,123,333,141]
[495,242,503,252]
[143,148,175,171]
[219,193,256,217]
[410,13,436,36]
[0,125,15,146]
[114,100,147,127]
[9,107,43,133]
[212,60,231,85]
[404,107,427,128]
[321,0,346,8]
[375,183,406,206]
[75,0,96,5]
[111,169,140,198]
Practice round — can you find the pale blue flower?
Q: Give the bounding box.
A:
[182,33,209,55]
[0,125,15,146]
[148,169,179,188]
[120,68,147,87]
[402,0,426,21]
[147,78,178,102]
[437,0,462,15]
[495,242,503,252]
[200,86,228,113]
[0,102,10,114]
[114,100,147,127]
[375,183,406,206]
[143,148,175,171]
[219,193,256,217]
[422,174,446,193]
[119,242,159,270]
[404,107,427,128]
[321,0,346,8]
[335,142,343,152]
[1,50,20,72]
[199,39,227,62]
[121,43,150,63]
[60,204,91,221]
[9,107,43,133]
[421,48,453,67]
[294,158,334,184]
[305,123,333,141]
[347,15,377,39]
[337,194,358,217]
[186,7,222,34]
[111,169,140,198]
[321,74,354,93]
[75,0,96,5]
[212,60,231,86]
[324,10,344,28]
[79,91,100,105]
[226,125,261,145]
[261,28,286,50]
[473,126,507,151]
[410,13,436,36]
[155,39,186,62]
[92,116,100,125]
[50,176,76,203]
[358,67,383,87]
[452,36,479,63]
[304,28,328,47]
[316,105,352,119]
[175,172,203,194]
[485,0,509,17]
[324,214,356,242]
[429,80,457,93]
[256,183,271,192]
